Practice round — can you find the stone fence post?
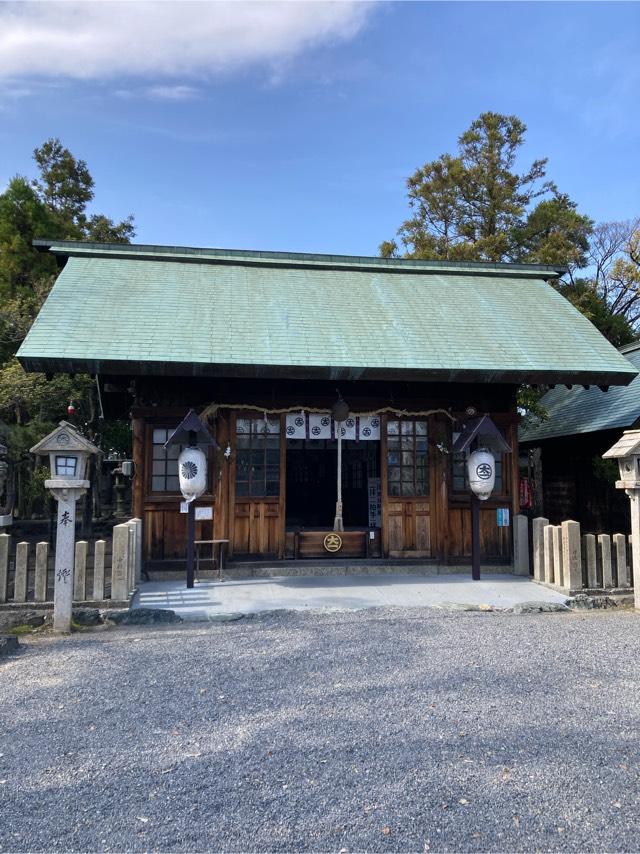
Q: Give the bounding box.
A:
[35,542,49,602]
[130,518,143,585]
[532,517,549,581]
[93,540,106,601]
[14,542,28,602]
[561,520,582,592]
[0,533,9,603]
[513,514,529,576]
[111,523,131,602]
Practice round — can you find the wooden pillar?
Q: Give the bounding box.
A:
[227,411,237,558]
[380,413,389,557]
[471,494,481,580]
[213,411,230,545]
[432,414,450,563]
[278,412,286,558]
[131,417,145,520]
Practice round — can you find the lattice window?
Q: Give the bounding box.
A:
[151,428,209,494]
[235,416,280,498]
[386,419,429,497]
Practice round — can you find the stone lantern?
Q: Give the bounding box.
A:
[603,429,640,609]
[31,421,99,632]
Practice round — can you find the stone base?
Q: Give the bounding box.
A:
[146,563,516,581]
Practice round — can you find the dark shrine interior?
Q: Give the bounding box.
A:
[285,440,380,529]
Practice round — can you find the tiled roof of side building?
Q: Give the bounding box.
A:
[18,240,638,386]
[520,341,640,443]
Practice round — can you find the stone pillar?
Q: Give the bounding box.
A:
[74,541,87,601]
[93,539,106,601]
[561,520,582,592]
[613,533,629,588]
[598,534,613,589]
[532,517,549,582]
[513,515,529,576]
[112,523,130,601]
[552,526,563,588]
[14,542,28,602]
[0,532,9,603]
[130,518,143,585]
[543,524,554,585]
[50,490,81,633]
[34,542,49,602]
[627,492,640,609]
[126,521,136,593]
[583,533,598,588]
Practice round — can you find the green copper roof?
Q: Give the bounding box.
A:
[520,342,640,442]
[18,241,637,386]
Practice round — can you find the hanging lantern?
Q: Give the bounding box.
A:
[178,447,207,503]
[67,401,76,416]
[331,395,349,423]
[467,447,496,501]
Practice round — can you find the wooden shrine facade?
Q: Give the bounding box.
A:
[19,240,637,571]
[128,377,520,566]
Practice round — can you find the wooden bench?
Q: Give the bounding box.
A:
[194,539,229,581]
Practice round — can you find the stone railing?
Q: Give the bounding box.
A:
[0,519,142,606]
[531,517,633,595]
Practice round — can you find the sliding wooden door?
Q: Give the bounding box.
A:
[382,416,432,557]
[229,413,286,558]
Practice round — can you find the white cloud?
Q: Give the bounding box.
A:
[0,1,374,80]
[114,84,203,101]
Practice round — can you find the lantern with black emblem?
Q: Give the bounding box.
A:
[165,410,218,588]
[452,415,511,581]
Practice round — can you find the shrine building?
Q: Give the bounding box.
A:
[17,240,636,570]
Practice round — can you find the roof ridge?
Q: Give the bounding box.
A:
[32,239,567,277]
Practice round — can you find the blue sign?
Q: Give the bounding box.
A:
[497,508,510,527]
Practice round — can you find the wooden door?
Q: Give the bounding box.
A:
[381,415,432,557]
[229,412,286,558]
[386,499,431,555]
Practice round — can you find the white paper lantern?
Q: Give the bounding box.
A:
[467,447,495,501]
[178,447,207,503]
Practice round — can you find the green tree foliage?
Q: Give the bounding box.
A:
[0,177,61,296]
[382,112,639,422]
[382,112,593,268]
[0,140,136,514]
[32,138,135,242]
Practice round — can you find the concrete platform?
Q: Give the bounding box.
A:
[132,573,568,621]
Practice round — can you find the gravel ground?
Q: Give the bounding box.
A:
[1,608,639,853]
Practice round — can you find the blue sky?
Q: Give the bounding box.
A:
[1,1,639,256]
